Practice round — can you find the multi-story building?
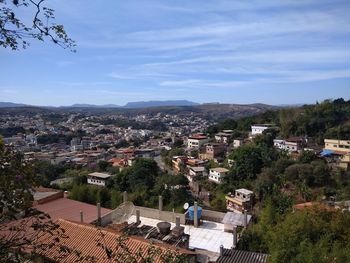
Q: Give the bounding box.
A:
[187,166,206,182]
[172,156,188,174]
[187,134,209,149]
[208,167,229,184]
[225,189,254,213]
[251,124,276,136]
[199,143,226,160]
[324,139,350,153]
[273,137,307,153]
[323,139,350,170]
[215,130,233,144]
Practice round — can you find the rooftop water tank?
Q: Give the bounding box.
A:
[188,206,202,220]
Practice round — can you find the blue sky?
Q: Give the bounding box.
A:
[1,0,350,106]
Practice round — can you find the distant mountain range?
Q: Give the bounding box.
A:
[123,100,199,108]
[0,102,28,108]
[0,100,199,109]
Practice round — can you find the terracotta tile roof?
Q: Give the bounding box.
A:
[33,198,111,223]
[36,219,194,263]
[189,134,208,140]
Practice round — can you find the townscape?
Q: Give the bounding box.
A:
[1,99,350,262]
[1,0,350,262]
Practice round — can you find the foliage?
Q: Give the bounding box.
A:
[207,98,350,142]
[268,208,350,263]
[0,126,25,137]
[0,0,75,50]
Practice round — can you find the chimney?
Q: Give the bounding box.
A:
[80,210,84,223]
[123,191,128,203]
[176,216,180,228]
[159,195,163,211]
[243,210,248,228]
[136,209,141,224]
[220,245,224,256]
[233,226,237,248]
[97,203,101,226]
[194,202,198,228]
[63,191,69,198]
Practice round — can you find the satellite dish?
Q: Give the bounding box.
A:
[110,201,135,224]
[183,202,189,210]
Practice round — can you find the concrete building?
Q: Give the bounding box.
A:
[215,130,233,144]
[251,124,276,136]
[187,166,206,182]
[209,167,229,184]
[187,134,209,149]
[324,139,350,153]
[225,189,254,213]
[273,137,306,153]
[233,139,244,148]
[172,156,188,174]
[87,172,111,186]
[322,139,350,170]
[199,143,226,160]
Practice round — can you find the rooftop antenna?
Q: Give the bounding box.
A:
[110,201,135,224]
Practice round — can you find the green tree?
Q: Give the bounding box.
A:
[0,0,75,50]
[229,144,263,180]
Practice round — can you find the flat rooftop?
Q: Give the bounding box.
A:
[128,215,234,253]
[88,172,111,179]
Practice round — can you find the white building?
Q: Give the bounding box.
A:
[251,124,276,136]
[273,137,306,153]
[87,172,111,186]
[209,167,229,184]
[233,139,244,148]
[187,134,209,149]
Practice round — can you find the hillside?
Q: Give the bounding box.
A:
[208,98,350,141]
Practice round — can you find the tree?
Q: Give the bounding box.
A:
[229,144,263,180]
[0,138,78,262]
[0,0,75,50]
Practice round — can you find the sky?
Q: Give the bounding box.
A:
[1,0,350,106]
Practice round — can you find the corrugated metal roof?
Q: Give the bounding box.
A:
[217,248,268,263]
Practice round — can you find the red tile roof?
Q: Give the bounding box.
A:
[34,198,111,223]
[35,219,194,263]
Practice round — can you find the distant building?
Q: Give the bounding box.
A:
[273,137,307,153]
[233,139,244,148]
[134,148,155,158]
[187,166,206,182]
[87,172,111,186]
[215,130,233,144]
[199,143,226,160]
[108,157,128,170]
[322,139,350,170]
[209,167,229,184]
[324,139,350,153]
[172,156,188,174]
[225,189,254,213]
[251,124,276,136]
[187,134,209,149]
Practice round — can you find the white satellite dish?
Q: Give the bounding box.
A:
[110,201,135,224]
[183,202,189,210]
